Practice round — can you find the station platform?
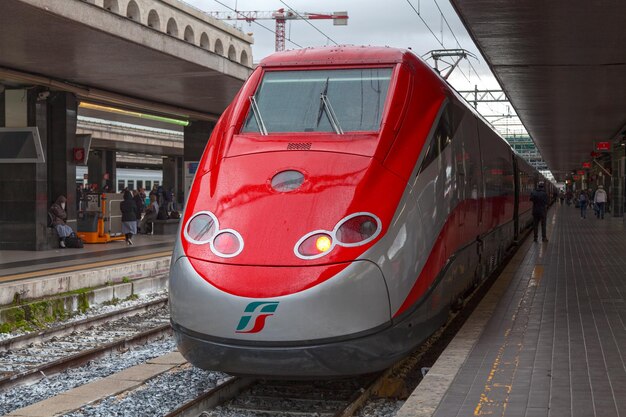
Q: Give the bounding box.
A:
[398,204,626,417]
[0,234,175,284]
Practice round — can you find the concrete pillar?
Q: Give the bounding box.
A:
[0,89,78,250]
[162,155,183,209]
[47,92,78,230]
[87,149,116,192]
[183,120,214,203]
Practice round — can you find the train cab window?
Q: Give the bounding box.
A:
[242,68,393,134]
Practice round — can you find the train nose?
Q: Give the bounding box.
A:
[169,256,391,342]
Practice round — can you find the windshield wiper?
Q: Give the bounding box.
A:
[249,96,268,135]
[316,78,344,134]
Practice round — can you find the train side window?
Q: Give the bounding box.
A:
[137,180,143,190]
[118,180,125,193]
[127,180,134,190]
[145,181,151,190]
[418,105,452,175]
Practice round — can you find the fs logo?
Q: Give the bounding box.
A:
[235,301,279,333]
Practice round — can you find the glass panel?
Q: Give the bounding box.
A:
[127,180,134,190]
[136,180,143,190]
[145,181,151,190]
[118,180,125,192]
[242,68,393,134]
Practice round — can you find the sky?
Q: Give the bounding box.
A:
[182,0,526,136]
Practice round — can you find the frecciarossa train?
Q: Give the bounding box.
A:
[170,46,552,377]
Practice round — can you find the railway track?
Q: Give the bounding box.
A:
[0,297,170,391]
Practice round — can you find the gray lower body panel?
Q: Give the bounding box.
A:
[172,301,441,378]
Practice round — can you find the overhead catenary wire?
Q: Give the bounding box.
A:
[279,0,340,46]
[405,0,445,49]
[213,0,304,48]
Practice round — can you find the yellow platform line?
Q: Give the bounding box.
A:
[0,251,172,284]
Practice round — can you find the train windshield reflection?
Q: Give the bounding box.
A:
[242,68,393,134]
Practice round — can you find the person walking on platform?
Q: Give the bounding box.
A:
[594,185,608,219]
[530,181,549,242]
[49,195,73,248]
[120,190,138,245]
[579,190,588,219]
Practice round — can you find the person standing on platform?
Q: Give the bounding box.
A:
[133,189,145,228]
[578,190,588,219]
[594,185,608,219]
[530,181,549,242]
[120,190,138,245]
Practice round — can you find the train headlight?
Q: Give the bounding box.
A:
[336,214,381,246]
[296,233,334,259]
[294,213,382,260]
[212,230,244,258]
[184,212,218,244]
[184,211,244,258]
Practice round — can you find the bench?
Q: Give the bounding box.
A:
[151,219,180,235]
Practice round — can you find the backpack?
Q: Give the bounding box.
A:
[579,193,587,202]
[65,233,84,248]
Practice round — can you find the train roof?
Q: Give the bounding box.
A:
[258,45,412,67]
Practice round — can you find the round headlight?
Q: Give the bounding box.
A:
[297,233,334,258]
[184,212,217,244]
[212,230,244,257]
[336,214,380,245]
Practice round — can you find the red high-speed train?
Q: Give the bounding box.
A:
[169,46,552,377]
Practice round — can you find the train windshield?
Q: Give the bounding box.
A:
[242,68,393,134]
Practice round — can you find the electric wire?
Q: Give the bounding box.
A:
[213,0,304,48]
[405,0,445,49]
[279,0,339,46]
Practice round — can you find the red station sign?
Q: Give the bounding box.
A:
[595,141,611,151]
[577,170,585,175]
[582,162,592,168]
[573,175,580,181]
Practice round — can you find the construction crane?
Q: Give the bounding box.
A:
[207,8,348,52]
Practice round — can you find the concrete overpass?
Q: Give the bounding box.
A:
[0,0,253,118]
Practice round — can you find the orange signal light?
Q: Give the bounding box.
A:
[315,235,332,252]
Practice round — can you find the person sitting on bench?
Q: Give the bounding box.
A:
[49,195,74,248]
[139,194,159,234]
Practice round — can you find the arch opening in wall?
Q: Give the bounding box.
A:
[184,26,195,43]
[240,50,249,66]
[167,18,179,37]
[126,0,140,21]
[147,10,160,29]
[214,39,224,55]
[228,45,237,61]
[103,0,119,13]
[200,32,210,49]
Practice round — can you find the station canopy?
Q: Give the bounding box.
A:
[450,1,626,180]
